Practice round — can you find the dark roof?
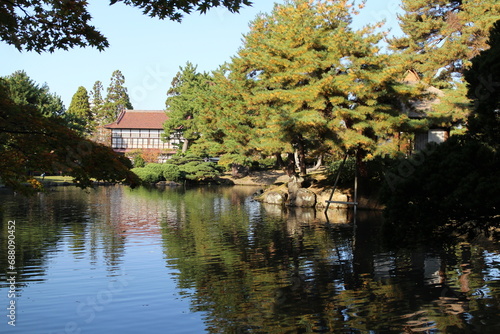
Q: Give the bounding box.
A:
[104,110,168,129]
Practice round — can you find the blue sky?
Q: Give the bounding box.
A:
[0,0,403,110]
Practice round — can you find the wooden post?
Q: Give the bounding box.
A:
[353,155,358,217]
[325,154,348,212]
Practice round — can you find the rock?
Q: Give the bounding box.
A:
[316,190,349,209]
[287,175,305,205]
[262,203,287,218]
[253,189,264,197]
[293,188,316,207]
[263,191,287,205]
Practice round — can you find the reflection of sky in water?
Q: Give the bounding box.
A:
[3,186,500,333]
[483,251,500,281]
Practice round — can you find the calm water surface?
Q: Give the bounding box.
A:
[1,185,500,333]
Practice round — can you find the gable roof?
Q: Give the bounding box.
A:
[401,70,445,119]
[104,110,168,129]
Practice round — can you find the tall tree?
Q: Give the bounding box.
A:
[388,0,500,135]
[189,64,260,172]
[103,70,133,123]
[389,0,500,86]
[0,78,140,194]
[0,0,252,52]
[2,70,65,117]
[66,86,93,136]
[164,62,211,153]
[465,20,500,150]
[230,0,415,176]
[90,80,105,120]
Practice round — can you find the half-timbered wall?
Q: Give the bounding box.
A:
[111,129,181,150]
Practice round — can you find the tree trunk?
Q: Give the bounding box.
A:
[296,138,307,176]
[275,153,285,169]
[356,149,368,178]
[181,139,189,153]
[285,152,296,177]
[294,150,300,169]
[308,154,323,172]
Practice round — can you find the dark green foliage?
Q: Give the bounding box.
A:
[132,163,165,183]
[164,62,212,152]
[179,161,221,181]
[381,137,500,239]
[66,86,93,136]
[326,158,356,187]
[168,155,222,181]
[382,20,500,242]
[102,70,133,122]
[162,164,181,182]
[133,155,146,168]
[218,154,252,172]
[167,154,206,166]
[131,167,162,184]
[465,20,500,151]
[2,70,65,117]
[252,157,277,171]
[90,81,105,120]
[132,155,222,184]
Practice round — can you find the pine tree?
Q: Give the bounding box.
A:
[190,64,258,170]
[465,20,500,150]
[164,62,211,153]
[388,0,500,135]
[390,0,500,85]
[66,86,93,136]
[103,70,133,122]
[230,0,414,175]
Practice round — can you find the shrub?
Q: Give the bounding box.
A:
[326,157,356,186]
[133,155,145,168]
[381,136,500,240]
[162,164,181,182]
[179,161,222,181]
[253,157,277,171]
[132,156,223,184]
[131,167,162,184]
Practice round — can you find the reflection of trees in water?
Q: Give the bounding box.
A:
[0,187,132,287]
[161,194,500,333]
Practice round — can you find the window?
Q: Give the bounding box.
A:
[130,130,140,138]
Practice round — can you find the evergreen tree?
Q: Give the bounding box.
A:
[230,0,415,175]
[103,70,133,122]
[3,70,65,117]
[90,80,105,121]
[164,62,211,153]
[388,0,500,134]
[190,64,258,171]
[66,86,93,136]
[465,20,500,150]
[89,80,109,145]
[390,0,500,85]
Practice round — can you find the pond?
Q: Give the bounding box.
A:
[1,185,500,333]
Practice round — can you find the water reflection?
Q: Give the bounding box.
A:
[1,186,500,333]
